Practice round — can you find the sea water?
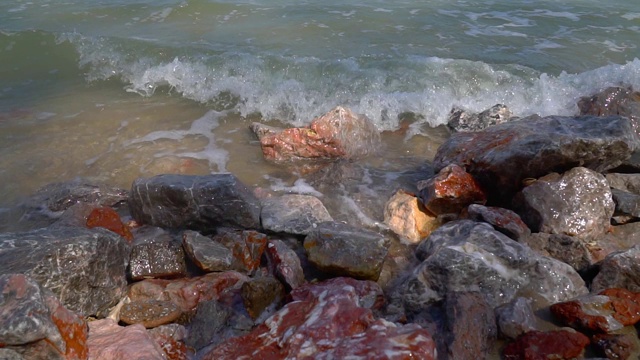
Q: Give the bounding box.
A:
[0,0,639,216]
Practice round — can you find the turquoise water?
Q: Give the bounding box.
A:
[0,0,639,208]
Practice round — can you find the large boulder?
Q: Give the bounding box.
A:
[0,227,129,316]
[433,115,638,203]
[129,173,261,232]
[392,221,587,316]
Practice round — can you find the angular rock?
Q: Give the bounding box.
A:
[592,333,636,360]
[128,271,249,312]
[519,233,593,272]
[396,221,587,314]
[606,173,640,194]
[182,230,234,272]
[254,106,381,162]
[147,324,189,360]
[260,194,333,235]
[550,296,624,333]
[201,278,437,360]
[383,189,440,243]
[0,227,129,316]
[129,173,261,232]
[502,329,590,360]
[611,188,640,220]
[578,86,640,135]
[304,221,389,280]
[265,239,305,290]
[591,245,640,293]
[0,274,88,360]
[241,276,284,320]
[447,104,514,133]
[418,164,486,215]
[444,291,497,360]
[129,227,186,280]
[434,115,638,203]
[467,204,530,241]
[119,300,182,329]
[518,167,614,240]
[495,297,538,339]
[87,319,166,360]
[214,230,268,275]
[86,206,133,242]
[184,300,253,352]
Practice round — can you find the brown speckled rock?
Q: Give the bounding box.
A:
[120,300,182,329]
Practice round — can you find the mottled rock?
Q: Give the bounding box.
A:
[129,173,261,232]
[184,300,253,352]
[182,230,234,272]
[215,230,268,275]
[495,297,538,339]
[265,239,305,289]
[467,204,530,241]
[0,227,129,316]
[611,188,640,220]
[551,296,624,333]
[241,276,284,320]
[290,277,385,310]
[418,164,486,215]
[0,274,88,360]
[518,167,614,240]
[148,324,189,360]
[434,115,637,203]
[447,104,514,133]
[519,233,593,272]
[304,221,389,280]
[383,189,440,243]
[86,206,133,241]
[201,278,437,360]
[87,319,166,360]
[592,333,636,360]
[396,221,587,314]
[129,228,186,280]
[592,245,640,293]
[128,271,249,312]
[444,291,497,360]
[254,106,381,161]
[502,329,590,360]
[260,194,333,235]
[0,349,24,360]
[578,86,640,135]
[120,300,182,329]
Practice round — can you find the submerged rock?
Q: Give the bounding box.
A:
[447,104,514,133]
[260,194,333,235]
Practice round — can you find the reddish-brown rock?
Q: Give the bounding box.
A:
[466,204,530,240]
[46,294,89,360]
[418,164,486,215]
[86,207,133,242]
[599,288,640,326]
[215,230,268,275]
[265,239,305,290]
[201,278,436,360]
[148,324,190,360]
[502,330,590,360]
[128,271,249,312]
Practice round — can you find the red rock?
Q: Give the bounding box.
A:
[87,319,165,360]
[45,294,89,360]
[216,230,267,274]
[599,288,640,326]
[503,330,590,360]
[265,239,305,289]
[202,278,435,359]
[290,277,385,310]
[148,324,190,360]
[86,207,133,242]
[418,164,486,215]
[128,271,249,312]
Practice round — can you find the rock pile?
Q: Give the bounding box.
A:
[2,88,640,359]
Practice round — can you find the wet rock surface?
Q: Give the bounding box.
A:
[578,86,640,135]
[182,230,235,272]
[265,239,305,290]
[383,189,440,243]
[447,104,514,133]
[418,163,486,215]
[466,203,530,241]
[260,194,333,235]
[119,300,182,328]
[214,229,268,275]
[128,227,187,280]
[519,232,593,272]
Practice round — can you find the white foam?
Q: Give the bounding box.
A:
[622,13,640,20]
[269,178,323,197]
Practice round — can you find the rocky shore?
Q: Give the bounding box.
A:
[1,86,640,359]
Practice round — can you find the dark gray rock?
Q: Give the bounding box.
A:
[578,86,640,135]
[447,104,514,133]
[495,297,538,339]
[241,276,284,320]
[265,239,305,289]
[517,167,614,240]
[182,230,234,272]
[260,194,333,235]
[185,300,253,352]
[611,188,640,221]
[467,204,530,241]
[591,245,640,293]
[0,227,129,316]
[434,115,638,203]
[519,233,593,272]
[398,221,586,314]
[129,174,261,232]
[303,221,389,281]
[128,227,186,280]
[444,291,497,360]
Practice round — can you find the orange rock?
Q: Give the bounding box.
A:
[384,189,440,243]
[86,207,133,242]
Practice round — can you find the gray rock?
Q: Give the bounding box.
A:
[0,227,129,316]
[447,104,514,132]
[182,230,234,272]
[303,222,389,281]
[260,194,333,235]
[444,291,497,360]
[606,173,640,194]
[128,227,186,280]
[591,245,640,293]
[611,188,640,220]
[434,115,638,203]
[578,86,640,135]
[495,297,538,339]
[0,349,24,360]
[467,204,530,241]
[185,300,253,352]
[265,239,305,289]
[129,173,261,232]
[517,167,614,240]
[398,221,586,314]
[519,233,593,272]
